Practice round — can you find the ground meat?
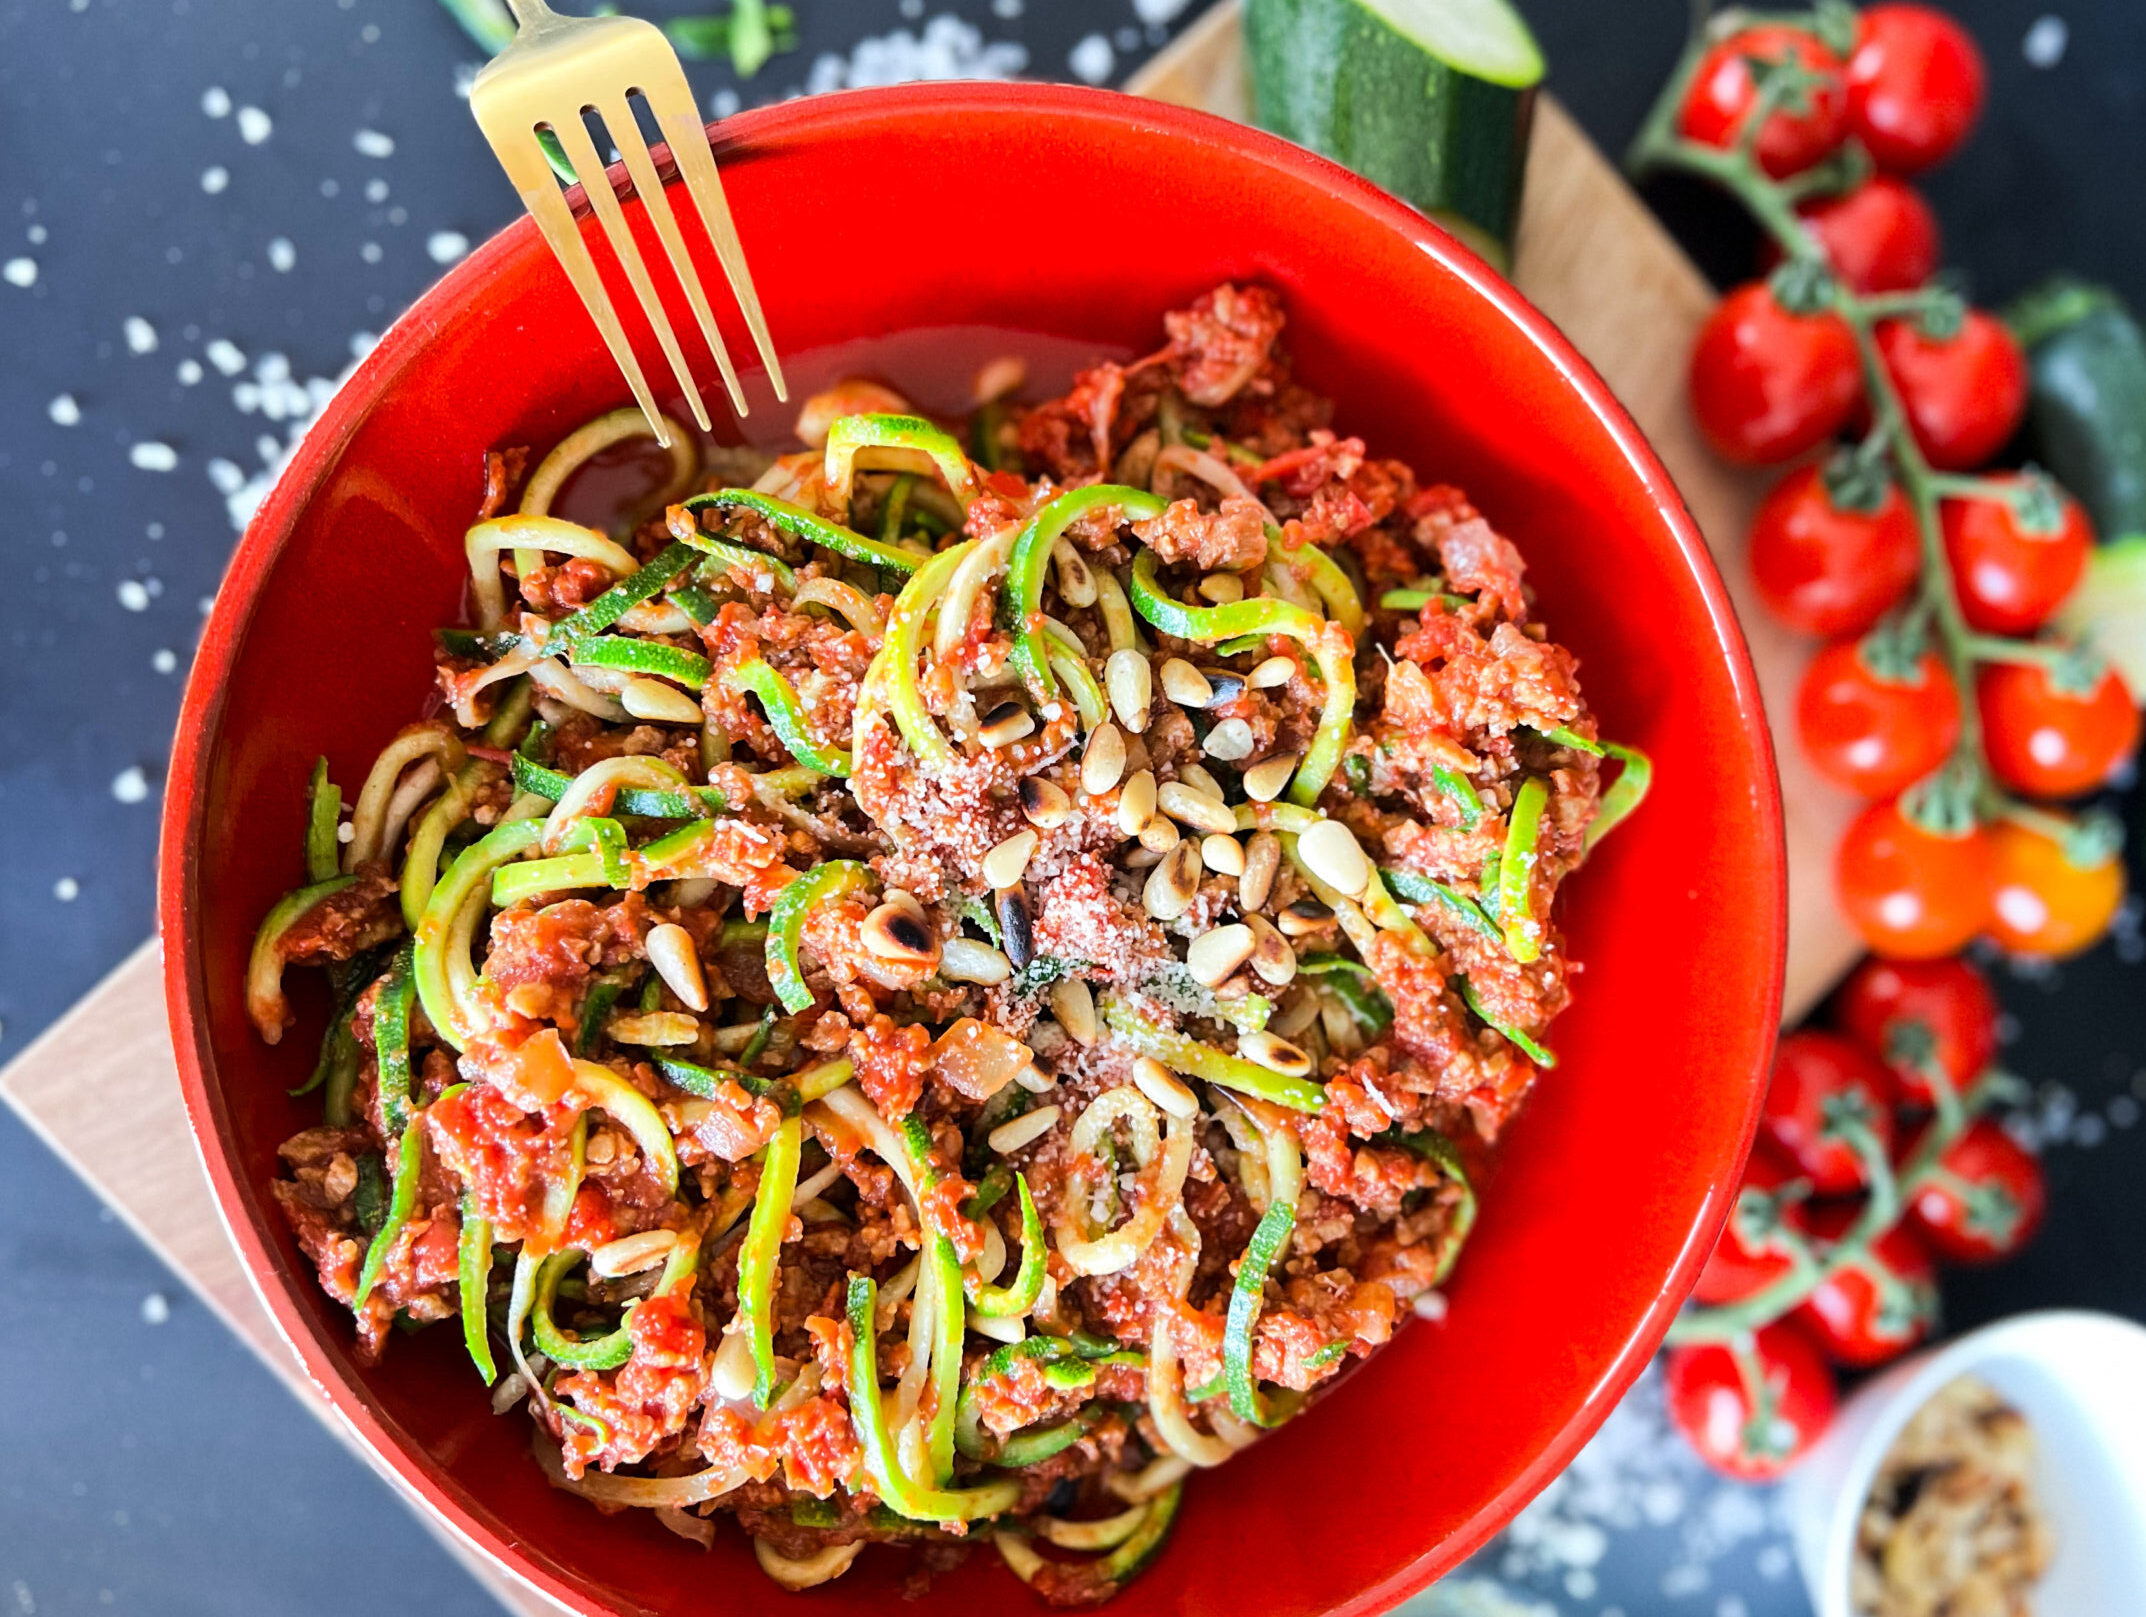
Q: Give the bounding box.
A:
[279,867,401,964]
[555,1292,709,1476]
[1164,283,1286,406]
[1129,496,1268,573]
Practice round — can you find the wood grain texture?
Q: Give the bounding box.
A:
[1,21,1851,1612]
[1128,2,1861,1023]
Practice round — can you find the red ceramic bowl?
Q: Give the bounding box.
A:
[161,83,1783,1617]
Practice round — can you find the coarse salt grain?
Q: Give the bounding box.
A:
[236,106,272,145]
[426,230,470,265]
[54,877,79,902]
[152,649,177,674]
[3,257,36,288]
[266,237,296,273]
[353,127,395,157]
[123,316,158,353]
[111,767,150,804]
[205,338,246,375]
[200,86,231,118]
[116,580,150,611]
[47,394,80,426]
[129,442,178,472]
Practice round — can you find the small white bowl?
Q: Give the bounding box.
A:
[1781,1309,2146,1617]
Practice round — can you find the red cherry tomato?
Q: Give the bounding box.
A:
[1986,818,2128,958]
[1834,955,1998,1107]
[1666,1321,1838,1481]
[1794,1207,1939,1366]
[1940,479,2094,635]
[1797,639,1960,799]
[1846,4,1988,175]
[1836,799,1992,959]
[1876,311,2028,471]
[1904,1118,2046,1263]
[1977,659,2141,799]
[1695,1140,1813,1305]
[1792,177,1942,293]
[1692,283,1863,464]
[1681,24,1850,178]
[1749,464,1921,635]
[1762,1030,1897,1194]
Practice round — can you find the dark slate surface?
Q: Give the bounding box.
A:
[0,2,2138,1613]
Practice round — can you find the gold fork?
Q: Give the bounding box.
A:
[469,0,786,444]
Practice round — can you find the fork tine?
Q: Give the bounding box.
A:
[642,76,789,403]
[487,128,674,448]
[547,112,712,435]
[602,92,748,418]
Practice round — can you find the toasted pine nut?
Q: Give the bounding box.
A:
[1144,840,1203,921]
[1197,572,1245,604]
[589,1229,679,1277]
[710,1328,757,1400]
[1186,924,1255,987]
[1239,1029,1313,1077]
[1178,763,1224,799]
[621,678,704,725]
[1157,781,1235,836]
[1249,655,1296,689]
[646,922,709,1011]
[983,830,1039,891]
[1050,978,1098,1045]
[1246,913,1298,987]
[1131,1056,1199,1119]
[979,700,1036,749]
[1242,753,1299,803]
[1105,649,1152,733]
[1138,814,1181,854]
[1203,718,1256,761]
[1053,540,1099,608]
[988,1105,1062,1155]
[1201,834,1246,877]
[1117,768,1157,836]
[862,902,939,967]
[1298,818,1373,898]
[1081,723,1128,796]
[1020,776,1072,828]
[941,938,1013,984]
[1159,658,1213,707]
[1240,830,1281,912]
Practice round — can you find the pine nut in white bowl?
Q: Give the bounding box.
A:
[1780,1310,2146,1617]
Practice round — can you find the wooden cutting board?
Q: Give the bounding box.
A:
[0,19,1854,1614]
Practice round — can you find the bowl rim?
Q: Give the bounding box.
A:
[157,79,1785,1616]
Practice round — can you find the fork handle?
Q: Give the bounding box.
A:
[505,0,561,28]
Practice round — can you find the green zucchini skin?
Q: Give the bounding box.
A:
[2008,278,2146,543]
[1244,0,1537,267]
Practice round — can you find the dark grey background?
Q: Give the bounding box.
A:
[1,2,2139,1613]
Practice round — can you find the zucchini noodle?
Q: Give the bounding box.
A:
[346,723,465,871]
[1055,1087,1193,1278]
[465,515,640,632]
[514,405,695,581]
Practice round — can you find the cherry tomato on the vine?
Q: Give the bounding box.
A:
[1876,310,2028,471]
[1940,477,2093,636]
[1791,177,1942,293]
[1680,25,1850,179]
[1836,799,1992,959]
[1846,4,1988,176]
[1834,955,1998,1107]
[1695,1140,1813,1305]
[1665,1321,1838,1481]
[1797,638,1960,799]
[1762,1030,1897,1195]
[1749,464,1921,635]
[1692,283,1863,464]
[1986,817,2128,958]
[1977,659,2141,799]
[1903,1118,2046,1264]
[1793,1206,1940,1367]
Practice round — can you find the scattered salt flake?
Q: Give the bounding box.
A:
[336,821,355,844]
[27,224,48,245]
[54,877,80,902]
[129,441,178,472]
[124,316,158,353]
[201,85,231,118]
[205,457,246,495]
[1068,33,1114,83]
[176,359,203,385]
[360,241,383,264]
[426,230,470,265]
[236,105,273,145]
[140,1292,171,1325]
[2024,15,2068,68]
[804,15,1027,93]
[266,236,296,273]
[47,394,81,426]
[3,257,37,288]
[205,338,246,376]
[1132,0,1188,20]
[992,0,1022,16]
[117,579,152,611]
[354,127,396,158]
[152,649,177,674]
[111,766,150,804]
[365,177,390,203]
